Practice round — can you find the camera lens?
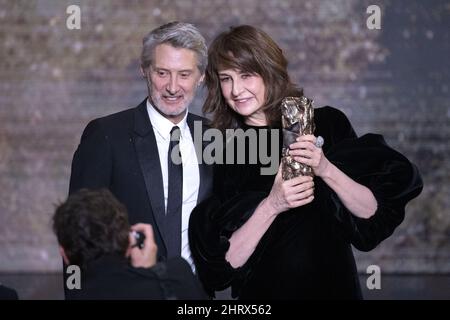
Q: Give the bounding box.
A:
[131,230,145,249]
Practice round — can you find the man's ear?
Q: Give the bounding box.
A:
[59,246,70,265]
[140,67,147,78]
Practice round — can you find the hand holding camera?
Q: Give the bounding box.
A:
[127,223,158,268]
[131,230,146,249]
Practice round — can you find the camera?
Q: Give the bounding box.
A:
[131,230,145,249]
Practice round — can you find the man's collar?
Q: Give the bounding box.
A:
[146,99,189,140]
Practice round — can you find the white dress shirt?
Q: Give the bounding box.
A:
[146,100,199,272]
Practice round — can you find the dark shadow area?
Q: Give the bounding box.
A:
[1,273,448,300]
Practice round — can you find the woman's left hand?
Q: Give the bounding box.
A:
[289,135,330,177]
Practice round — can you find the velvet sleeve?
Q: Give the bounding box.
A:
[324,133,423,251]
[188,189,267,297]
[315,106,358,147]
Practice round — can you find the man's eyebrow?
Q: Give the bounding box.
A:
[153,67,194,72]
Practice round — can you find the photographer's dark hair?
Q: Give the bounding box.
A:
[53,189,130,269]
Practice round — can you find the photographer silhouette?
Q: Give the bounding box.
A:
[53,189,206,300]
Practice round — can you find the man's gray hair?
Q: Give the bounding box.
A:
[141,21,207,73]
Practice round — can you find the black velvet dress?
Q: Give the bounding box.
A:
[188,106,423,299]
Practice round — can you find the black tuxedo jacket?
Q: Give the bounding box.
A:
[69,99,213,259]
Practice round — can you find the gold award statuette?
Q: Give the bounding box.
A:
[281,96,315,180]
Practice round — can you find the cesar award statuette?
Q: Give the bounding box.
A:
[281,96,315,180]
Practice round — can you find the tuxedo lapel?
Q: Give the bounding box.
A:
[133,101,167,255]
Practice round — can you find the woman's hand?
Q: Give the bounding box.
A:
[226,165,314,268]
[289,134,330,177]
[265,165,315,215]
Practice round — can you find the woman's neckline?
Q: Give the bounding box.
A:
[241,122,271,130]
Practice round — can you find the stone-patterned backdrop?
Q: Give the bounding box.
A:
[0,0,448,273]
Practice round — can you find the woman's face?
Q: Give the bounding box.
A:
[218,68,267,126]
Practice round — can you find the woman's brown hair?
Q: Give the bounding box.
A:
[203,25,302,131]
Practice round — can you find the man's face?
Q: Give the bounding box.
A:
[143,43,203,123]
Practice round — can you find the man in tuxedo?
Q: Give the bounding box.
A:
[54,189,206,299]
[69,21,212,275]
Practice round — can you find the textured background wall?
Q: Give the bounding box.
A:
[0,0,448,273]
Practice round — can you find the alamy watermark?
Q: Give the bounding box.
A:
[366,264,381,290]
[170,121,280,175]
[66,265,81,290]
[66,5,81,30]
[366,5,381,30]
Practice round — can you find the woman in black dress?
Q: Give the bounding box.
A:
[188,25,423,299]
